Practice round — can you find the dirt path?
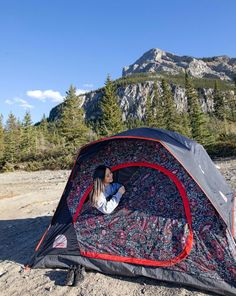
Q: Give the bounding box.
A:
[0,160,235,296]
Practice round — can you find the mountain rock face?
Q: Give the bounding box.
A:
[122,48,236,81]
[82,82,219,120]
[49,48,235,122]
[49,81,222,122]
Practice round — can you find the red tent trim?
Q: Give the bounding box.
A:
[73,161,193,267]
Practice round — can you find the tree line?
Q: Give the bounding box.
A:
[1,74,236,171]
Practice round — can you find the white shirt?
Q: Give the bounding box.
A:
[95,183,122,214]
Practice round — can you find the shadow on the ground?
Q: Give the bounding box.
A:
[0,216,51,265]
[45,268,215,296]
[45,269,67,286]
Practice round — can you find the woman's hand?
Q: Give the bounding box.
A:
[118,186,126,195]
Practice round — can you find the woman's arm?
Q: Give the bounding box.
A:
[95,186,124,214]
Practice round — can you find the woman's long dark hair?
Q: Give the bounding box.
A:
[89,165,111,207]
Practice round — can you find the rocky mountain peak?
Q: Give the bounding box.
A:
[135,48,167,63]
[122,48,236,81]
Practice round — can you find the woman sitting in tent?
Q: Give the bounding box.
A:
[89,165,126,214]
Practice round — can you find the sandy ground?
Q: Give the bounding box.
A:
[0,160,235,296]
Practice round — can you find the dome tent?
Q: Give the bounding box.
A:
[28,128,236,296]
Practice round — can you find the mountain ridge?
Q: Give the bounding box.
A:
[122,48,236,81]
[49,48,236,123]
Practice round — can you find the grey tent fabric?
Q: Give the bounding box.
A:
[29,127,236,296]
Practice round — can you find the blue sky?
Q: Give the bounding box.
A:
[0,0,235,124]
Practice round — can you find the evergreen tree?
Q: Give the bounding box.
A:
[126,117,144,129]
[179,112,192,138]
[59,85,90,148]
[144,95,154,126]
[225,91,236,123]
[228,75,236,122]
[234,76,236,121]
[234,75,236,92]
[20,111,36,157]
[4,112,21,163]
[36,114,50,152]
[213,80,228,135]
[213,80,226,121]
[23,111,32,127]
[49,121,65,147]
[40,114,48,135]
[191,101,208,143]
[152,82,165,128]
[185,73,210,145]
[185,72,194,113]
[206,115,221,144]
[161,79,179,131]
[0,114,4,161]
[98,75,124,136]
